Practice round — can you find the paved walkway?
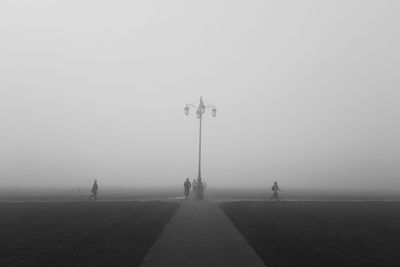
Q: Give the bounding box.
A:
[140,200,266,267]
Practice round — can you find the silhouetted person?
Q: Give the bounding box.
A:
[270,181,281,201]
[203,181,207,192]
[192,179,197,195]
[89,179,98,200]
[184,178,191,199]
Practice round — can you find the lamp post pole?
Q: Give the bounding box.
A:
[185,97,217,199]
[198,109,202,182]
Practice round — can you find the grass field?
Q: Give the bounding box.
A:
[0,201,179,267]
[221,201,400,267]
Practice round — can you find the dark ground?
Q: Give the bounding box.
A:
[221,201,400,267]
[0,201,179,267]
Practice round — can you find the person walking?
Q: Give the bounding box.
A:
[184,178,192,199]
[270,181,281,201]
[89,179,98,200]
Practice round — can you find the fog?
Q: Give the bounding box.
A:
[1,1,399,192]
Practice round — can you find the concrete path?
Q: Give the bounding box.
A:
[140,200,266,267]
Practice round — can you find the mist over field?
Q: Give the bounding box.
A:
[1,1,399,193]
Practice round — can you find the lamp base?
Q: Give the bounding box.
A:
[196,182,204,199]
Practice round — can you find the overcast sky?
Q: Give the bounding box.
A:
[1,0,399,191]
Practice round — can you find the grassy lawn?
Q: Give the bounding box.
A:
[221,201,400,267]
[0,201,179,267]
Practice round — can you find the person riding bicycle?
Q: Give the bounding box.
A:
[270,181,281,201]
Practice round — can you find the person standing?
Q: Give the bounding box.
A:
[270,181,281,201]
[192,179,197,195]
[89,179,98,200]
[184,178,192,199]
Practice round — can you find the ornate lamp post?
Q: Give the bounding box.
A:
[184,97,217,199]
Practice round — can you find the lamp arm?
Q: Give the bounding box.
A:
[186,104,198,109]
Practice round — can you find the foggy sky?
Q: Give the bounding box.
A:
[1,0,399,191]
